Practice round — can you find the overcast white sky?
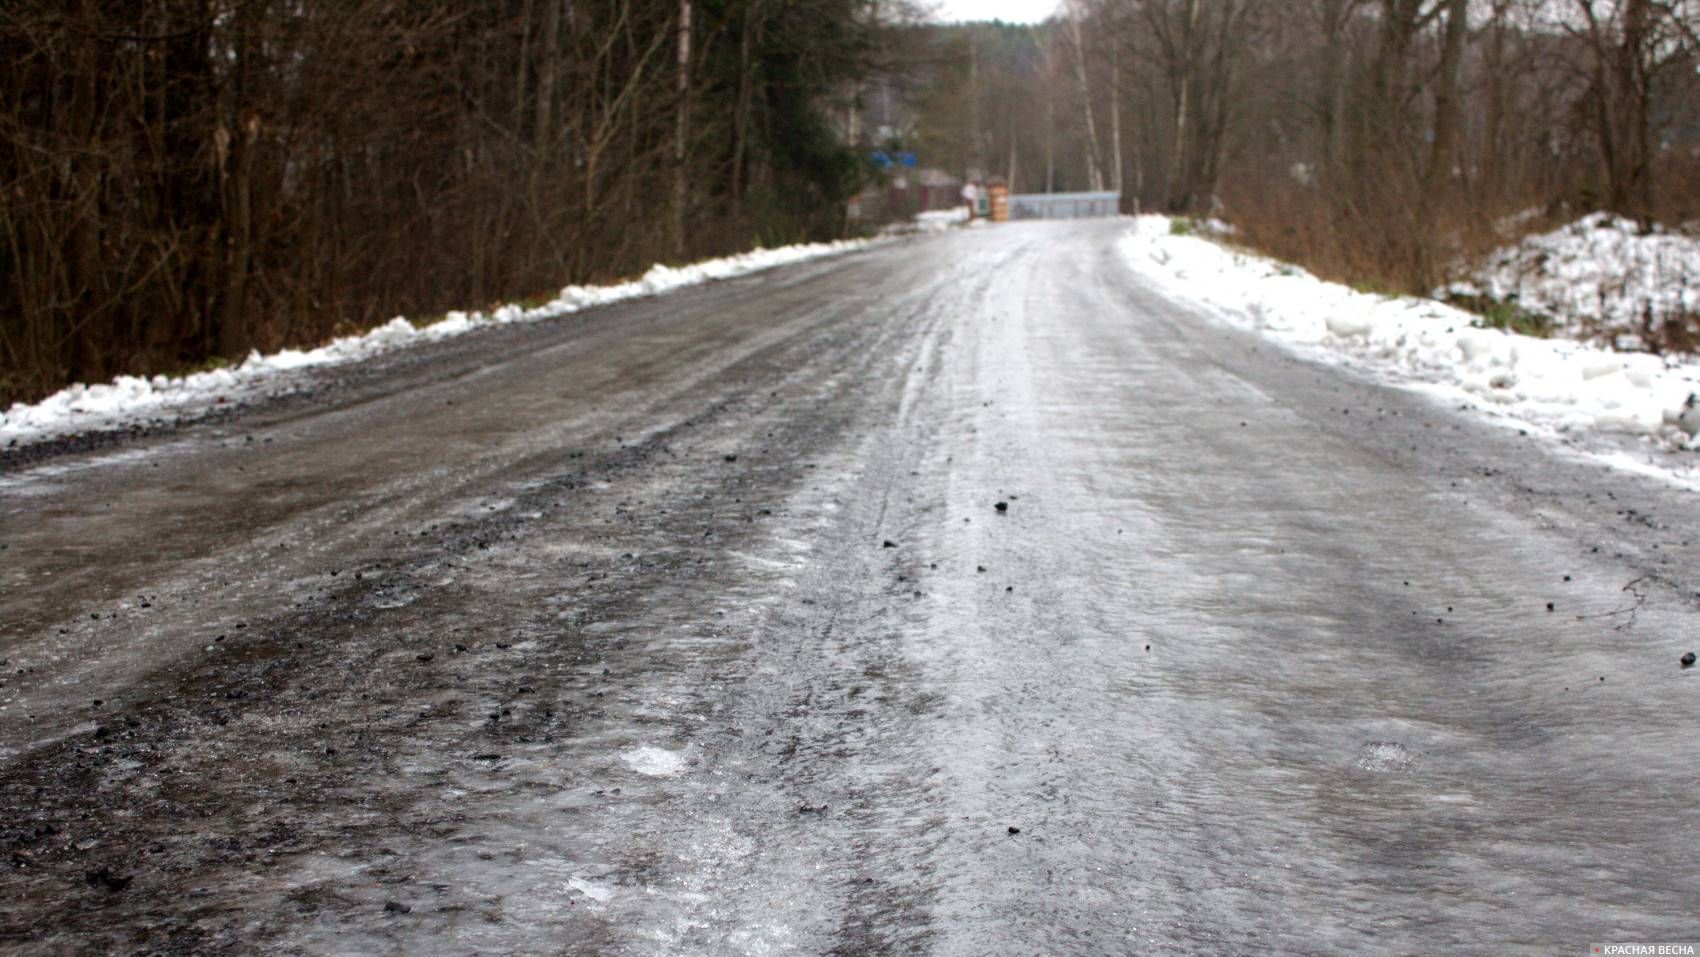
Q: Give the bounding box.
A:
[929,0,1058,23]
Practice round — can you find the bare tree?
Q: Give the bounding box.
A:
[1565,0,1700,215]
[673,0,692,257]
[1067,3,1108,191]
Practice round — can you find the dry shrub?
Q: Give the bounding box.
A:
[1656,151,1700,227]
[1220,163,1700,357]
[1219,175,1511,298]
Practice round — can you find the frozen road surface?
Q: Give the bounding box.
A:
[2,221,1697,955]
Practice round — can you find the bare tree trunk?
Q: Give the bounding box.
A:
[1356,0,1432,192]
[1578,0,1655,216]
[732,0,761,217]
[219,114,259,357]
[534,0,562,154]
[673,0,691,257]
[1195,7,1235,211]
[969,31,983,178]
[514,0,533,134]
[1111,35,1125,197]
[1424,0,1469,194]
[218,2,261,358]
[1479,0,1510,200]
[1616,0,1653,213]
[1007,115,1019,190]
[1167,0,1199,209]
[1044,36,1057,193]
[1069,12,1105,192]
[1315,0,1354,171]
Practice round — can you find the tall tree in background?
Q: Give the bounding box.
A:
[1013,0,1700,287]
[673,0,692,257]
[1067,2,1108,191]
[1565,0,1700,215]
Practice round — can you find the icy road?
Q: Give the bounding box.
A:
[1,221,1697,955]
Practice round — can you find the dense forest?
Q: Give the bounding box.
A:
[899,0,1700,296]
[0,0,896,406]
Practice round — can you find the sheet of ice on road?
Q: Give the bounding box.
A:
[1119,216,1700,488]
[0,239,871,448]
[5,219,1698,955]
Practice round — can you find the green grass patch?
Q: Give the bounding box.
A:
[1349,277,1401,300]
[1444,293,1553,338]
[155,354,233,379]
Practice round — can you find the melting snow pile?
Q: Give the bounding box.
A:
[1442,213,1700,348]
[916,207,971,231]
[1,239,870,448]
[1119,216,1700,472]
[882,207,972,236]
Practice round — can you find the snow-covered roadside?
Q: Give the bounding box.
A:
[915,207,971,231]
[1118,216,1700,489]
[1,239,872,449]
[879,207,974,236]
[1442,212,1700,349]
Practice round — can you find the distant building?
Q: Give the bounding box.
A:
[849,166,965,225]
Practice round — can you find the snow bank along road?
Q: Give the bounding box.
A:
[1,220,1697,955]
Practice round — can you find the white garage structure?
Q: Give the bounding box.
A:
[1007,191,1121,220]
